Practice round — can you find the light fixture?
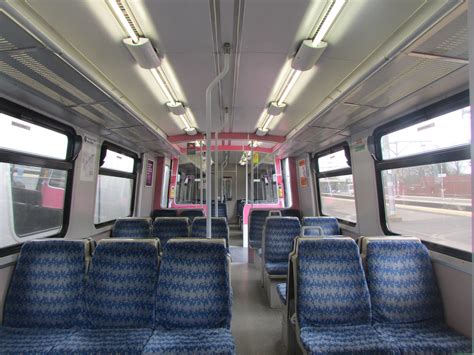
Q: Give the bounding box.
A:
[107,0,198,135]
[255,0,345,136]
[248,140,261,148]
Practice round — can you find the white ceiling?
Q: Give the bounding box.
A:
[0,0,468,159]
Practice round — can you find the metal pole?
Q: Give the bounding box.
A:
[200,147,203,206]
[215,130,219,217]
[205,43,230,239]
[245,158,248,204]
[250,145,254,203]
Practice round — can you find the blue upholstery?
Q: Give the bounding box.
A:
[366,240,443,323]
[277,282,286,305]
[299,324,398,355]
[302,217,340,236]
[211,203,228,219]
[0,327,74,354]
[51,328,153,354]
[84,241,159,328]
[374,321,471,354]
[281,209,301,219]
[248,210,269,249]
[180,209,204,221]
[191,217,229,249]
[263,217,301,275]
[297,239,371,328]
[144,327,235,354]
[152,217,189,247]
[112,218,150,238]
[155,240,231,329]
[301,226,324,237]
[151,209,177,219]
[3,240,86,328]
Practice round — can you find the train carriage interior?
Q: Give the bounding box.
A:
[0,0,472,354]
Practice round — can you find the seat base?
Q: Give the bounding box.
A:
[263,271,286,309]
[374,321,472,354]
[143,327,235,354]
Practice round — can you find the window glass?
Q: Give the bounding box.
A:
[102,149,134,173]
[380,106,470,160]
[318,174,357,223]
[175,156,202,204]
[0,162,66,248]
[94,175,133,224]
[282,158,292,208]
[161,164,171,208]
[318,149,349,173]
[252,159,278,203]
[223,177,233,201]
[382,160,471,252]
[0,113,68,160]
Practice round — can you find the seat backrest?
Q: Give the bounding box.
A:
[155,239,231,329]
[263,217,301,264]
[152,217,190,247]
[191,217,229,246]
[112,218,151,238]
[151,209,177,219]
[211,203,228,218]
[4,239,89,328]
[84,240,159,328]
[302,216,340,236]
[296,238,371,328]
[249,210,269,248]
[366,239,443,323]
[281,209,301,219]
[180,209,204,221]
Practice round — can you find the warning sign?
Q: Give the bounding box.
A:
[298,159,308,187]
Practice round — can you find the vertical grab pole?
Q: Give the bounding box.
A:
[215,130,219,217]
[250,144,254,203]
[205,43,230,239]
[200,147,203,206]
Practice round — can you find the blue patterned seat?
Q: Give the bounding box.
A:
[248,210,269,249]
[180,209,204,221]
[263,217,301,276]
[211,202,228,219]
[112,217,151,238]
[152,217,190,247]
[191,217,229,250]
[366,240,471,353]
[281,209,301,219]
[0,240,89,353]
[144,239,235,354]
[295,238,397,354]
[277,282,286,304]
[302,217,340,236]
[151,209,177,219]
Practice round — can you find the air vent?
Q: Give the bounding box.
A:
[0,36,16,51]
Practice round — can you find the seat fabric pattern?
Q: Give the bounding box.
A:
[297,239,371,328]
[0,327,74,354]
[374,321,471,354]
[84,242,158,328]
[180,209,204,221]
[151,209,177,219]
[143,327,235,354]
[112,218,150,238]
[366,240,444,323]
[155,241,231,329]
[264,217,301,275]
[50,328,153,354]
[152,217,189,247]
[211,203,228,219]
[4,240,86,328]
[302,217,340,236]
[248,210,269,249]
[299,324,398,355]
[191,218,229,248]
[277,283,286,305]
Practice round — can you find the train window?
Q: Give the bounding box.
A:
[315,144,357,223]
[374,92,471,255]
[251,156,278,203]
[0,104,75,251]
[175,156,202,204]
[161,163,171,208]
[282,158,292,208]
[223,177,233,201]
[94,143,138,226]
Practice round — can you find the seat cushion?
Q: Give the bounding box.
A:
[0,327,74,354]
[302,217,340,236]
[299,324,398,355]
[277,283,286,305]
[374,321,472,354]
[265,261,288,275]
[143,328,235,354]
[50,328,153,354]
[112,218,151,238]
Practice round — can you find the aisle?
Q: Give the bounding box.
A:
[228,227,284,355]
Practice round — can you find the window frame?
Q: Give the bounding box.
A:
[0,98,78,257]
[94,141,139,228]
[314,142,356,226]
[373,91,471,261]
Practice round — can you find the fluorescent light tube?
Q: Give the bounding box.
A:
[150,68,176,105]
[107,0,139,44]
[277,69,302,106]
[179,114,191,130]
[312,0,346,46]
